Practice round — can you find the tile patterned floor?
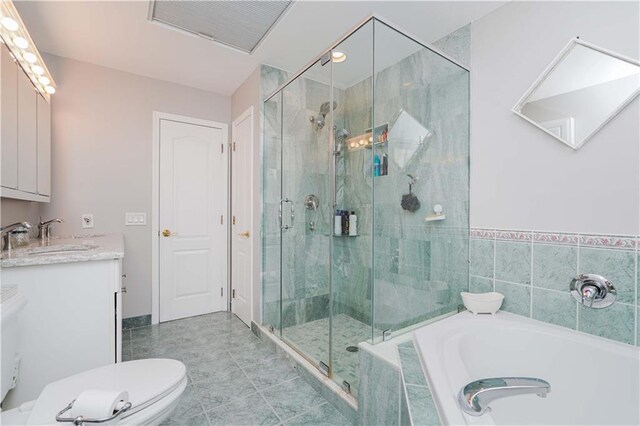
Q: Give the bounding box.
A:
[282,314,374,394]
[122,312,352,426]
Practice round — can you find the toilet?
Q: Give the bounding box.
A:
[0,287,187,425]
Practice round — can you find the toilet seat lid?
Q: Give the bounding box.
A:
[27,359,186,425]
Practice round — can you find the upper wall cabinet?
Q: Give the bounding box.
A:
[0,0,56,202]
[0,44,51,202]
[513,38,640,150]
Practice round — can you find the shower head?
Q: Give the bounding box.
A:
[319,101,337,116]
[336,128,349,141]
[312,101,337,130]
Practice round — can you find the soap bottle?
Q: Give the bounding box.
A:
[334,210,342,236]
[381,154,388,176]
[349,211,357,236]
[342,210,349,235]
[373,154,380,177]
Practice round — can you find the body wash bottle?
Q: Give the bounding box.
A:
[334,210,342,236]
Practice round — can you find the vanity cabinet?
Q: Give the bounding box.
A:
[0,43,51,202]
[1,258,122,409]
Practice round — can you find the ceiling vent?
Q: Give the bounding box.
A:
[149,0,292,54]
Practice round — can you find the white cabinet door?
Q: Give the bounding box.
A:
[17,69,37,193]
[1,260,119,409]
[37,94,51,196]
[1,44,18,189]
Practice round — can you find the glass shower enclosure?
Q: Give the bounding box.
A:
[262,17,470,398]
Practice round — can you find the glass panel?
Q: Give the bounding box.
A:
[280,59,333,370]
[330,20,374,397]
[262,91,283,332]
[372,20,470,338]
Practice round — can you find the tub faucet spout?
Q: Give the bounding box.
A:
[458,377,551,416]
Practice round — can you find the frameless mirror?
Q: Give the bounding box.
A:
[387,109,432,169]
[513,38,640,150]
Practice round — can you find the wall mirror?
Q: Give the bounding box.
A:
[387,109,432,170]
[513,38,640,150]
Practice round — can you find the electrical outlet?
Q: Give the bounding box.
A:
[125,212,147,226]
[82,214,94,229]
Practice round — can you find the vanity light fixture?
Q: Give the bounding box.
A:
[0,16,17,31]
[0,0,56,100]
[332,51,347,63]
[12,36,27,49]
[22,51,36,63]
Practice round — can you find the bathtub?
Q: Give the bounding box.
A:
[413,311,640,425]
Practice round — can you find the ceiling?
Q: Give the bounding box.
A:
[15,1,507,96]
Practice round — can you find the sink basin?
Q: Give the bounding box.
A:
[24,244,98,255]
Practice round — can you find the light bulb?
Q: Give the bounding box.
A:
[13,36,28,49]
[38,76,50,86]
[32,65,44,75]
[23,52,37,63]
[1,17,18,31]
[44,86,55,94]
[332,51,346,63]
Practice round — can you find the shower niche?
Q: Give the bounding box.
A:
[261,17,470,400]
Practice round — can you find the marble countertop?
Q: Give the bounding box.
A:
[0,234,124,268]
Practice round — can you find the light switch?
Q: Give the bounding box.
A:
[125,212,147,226]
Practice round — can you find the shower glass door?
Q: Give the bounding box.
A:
[280,58,333,372]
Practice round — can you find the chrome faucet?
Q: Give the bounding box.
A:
[458,377,551,416]
[37,217,63,241]
[0,222,32,251]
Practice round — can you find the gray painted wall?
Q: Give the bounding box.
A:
[39,55,231,318]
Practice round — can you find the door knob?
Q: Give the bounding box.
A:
[238,230,250,238]
[162,229,172,237]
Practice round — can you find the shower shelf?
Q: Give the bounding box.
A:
[333,234,358,237]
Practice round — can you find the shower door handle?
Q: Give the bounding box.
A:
[280,198,292,230]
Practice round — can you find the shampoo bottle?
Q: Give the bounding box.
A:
[373,154,380,177]
[349,211,357,236]
[334,210,342,236]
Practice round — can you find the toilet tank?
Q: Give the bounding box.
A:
[1,286,27,403]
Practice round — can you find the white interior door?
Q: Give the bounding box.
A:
[159,118,227,322]
[231,107,253,326]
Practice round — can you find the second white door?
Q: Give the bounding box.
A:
[231,107,253,326]
[159,118,227,322]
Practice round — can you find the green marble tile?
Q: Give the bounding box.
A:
[284,402,352,426]
[194,366,258,412]
[242,356,298,390]
[579,247,635,305]
[159,385,205,425]
[531,288,577,329]
[185,349,239,384]
[358,349,400,426]
[398,342,427,387]
[206,393,280,426]
[495,281,530,317]
[470,239,494,279]
[496,241,531,285]
[405,384,439,426]
[469,275,493,293]
[261,377,326,421]
[161,412,209,426]
[532,244,577,291]
[578,302,635,344]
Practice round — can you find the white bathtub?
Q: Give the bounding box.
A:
[413,311,640,425]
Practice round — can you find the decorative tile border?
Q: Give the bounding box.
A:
[469,228,495,240]
[579,234,637,251]
[495,230,532,242]
[533,232,579,246]
[472,228,638,250]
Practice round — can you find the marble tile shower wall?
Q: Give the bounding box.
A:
[470,229,640,346]
[262,65,351,329]
[334,25,471,332]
